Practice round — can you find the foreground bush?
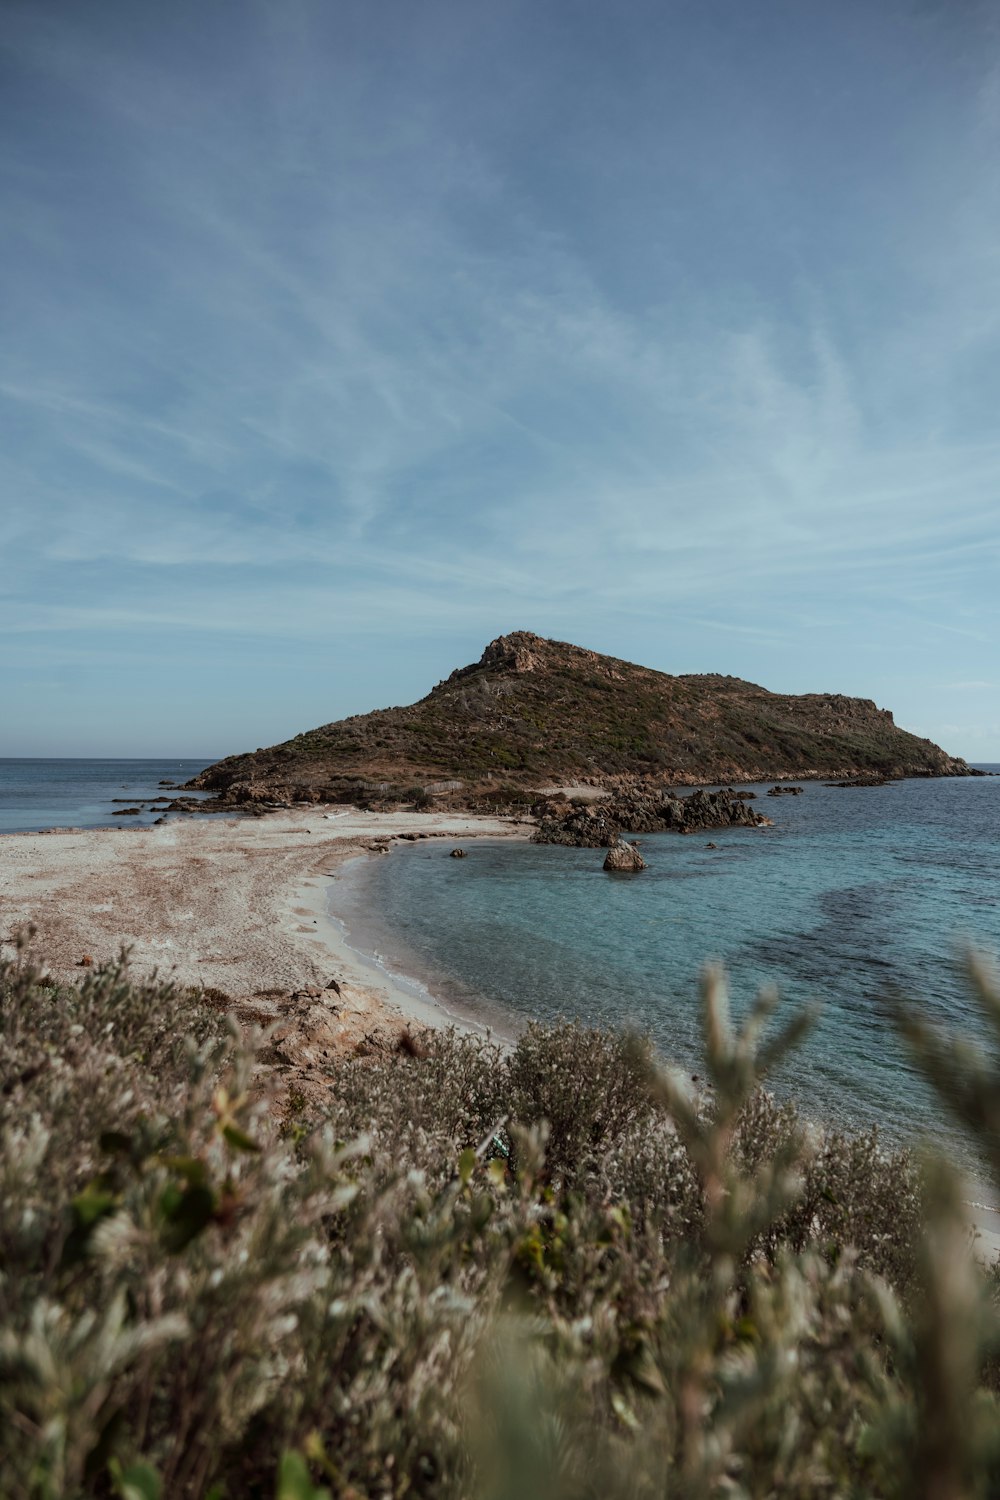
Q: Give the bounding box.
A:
[1,939,999,1498]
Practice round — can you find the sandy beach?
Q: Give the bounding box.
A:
[0,808,527,1073]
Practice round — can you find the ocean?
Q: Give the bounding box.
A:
[4,757,999,1163]
[333,769,1000,1163]
[0,758,219,834]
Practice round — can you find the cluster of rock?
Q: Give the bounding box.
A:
[531,786,769,848]
[767,785,804,796]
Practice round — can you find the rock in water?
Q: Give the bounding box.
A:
[534,784,768,847]
[603,839,647,872]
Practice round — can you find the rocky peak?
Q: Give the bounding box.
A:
[447,631,547,685]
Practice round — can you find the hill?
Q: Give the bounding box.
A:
[187,632,972,810]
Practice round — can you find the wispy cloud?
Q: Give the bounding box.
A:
[2,0,999,753]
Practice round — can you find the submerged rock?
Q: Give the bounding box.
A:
[603,840,647,872]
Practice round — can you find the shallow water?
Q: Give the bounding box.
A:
[0,758,218,834]
[334,771,1000,1162]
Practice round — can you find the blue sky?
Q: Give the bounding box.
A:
[2,0,999,758]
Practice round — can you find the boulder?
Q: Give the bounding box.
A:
[450,848,467,858]
[603,839,647,872]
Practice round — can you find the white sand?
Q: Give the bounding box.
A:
[0,807,526,1056]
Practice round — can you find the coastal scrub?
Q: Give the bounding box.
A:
[2,938,999,1497]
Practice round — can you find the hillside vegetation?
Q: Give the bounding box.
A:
[189,632,970,808]
[4,940,1000,1498]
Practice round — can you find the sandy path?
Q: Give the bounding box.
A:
[0,808,526,1059]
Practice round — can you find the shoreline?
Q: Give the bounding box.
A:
[289,842,523,1046]
[3,800,999,1257]
[0,808,528,1059]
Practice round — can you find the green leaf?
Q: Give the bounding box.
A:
[72,1179,118,1227]
[109,1458,162,1500]
[276,1451,332,1500]
[222,1122,262,1154]
[470,1191,493,1230]
[160,1154,209,1187]
[458,1147,476,1185]
[159,1183,217,1252]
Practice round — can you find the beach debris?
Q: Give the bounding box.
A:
[78,955,94,967]
[603,839,647,872]
[450,848,467,858]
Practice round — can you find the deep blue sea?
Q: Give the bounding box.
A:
[334,771,1000,1161]
[0,758,218,834]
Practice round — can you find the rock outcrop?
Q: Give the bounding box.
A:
[532,786,769,847]
[603,840,647,872]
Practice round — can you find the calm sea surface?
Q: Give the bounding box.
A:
[5,759,1000,1161]
[0,758,218,834]
[334,770,1000,1162]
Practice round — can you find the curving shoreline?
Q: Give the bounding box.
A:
[0,807,527,1055]
[3,802,999,1256]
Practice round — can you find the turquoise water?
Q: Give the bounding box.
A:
[335,772,1000,1159]
[0,758,218,834]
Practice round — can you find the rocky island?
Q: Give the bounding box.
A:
[186,632,974,843]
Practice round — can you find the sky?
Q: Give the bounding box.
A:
[2,0,999,759]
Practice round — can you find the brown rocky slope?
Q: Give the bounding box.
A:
[187,632,973,813]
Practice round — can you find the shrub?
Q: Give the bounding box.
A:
[3,940,1000,1497]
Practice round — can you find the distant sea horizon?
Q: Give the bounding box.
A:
[0,757,219,835]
